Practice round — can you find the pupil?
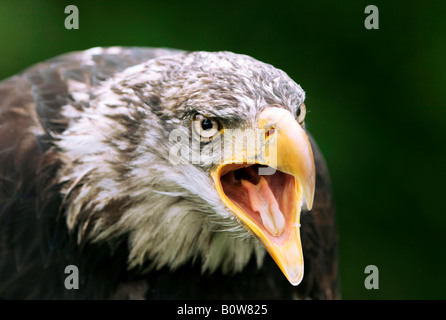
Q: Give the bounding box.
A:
[201,119,214,130]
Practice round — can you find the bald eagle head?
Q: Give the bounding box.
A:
[57,50,315,286]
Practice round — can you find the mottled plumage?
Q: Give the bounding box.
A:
[0,47,338,299]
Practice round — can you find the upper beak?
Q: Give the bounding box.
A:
[211,106,316,286]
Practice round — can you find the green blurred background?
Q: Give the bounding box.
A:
[1,0,445,299]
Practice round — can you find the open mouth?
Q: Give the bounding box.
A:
[209,107,315,285]
[217,164,302,242]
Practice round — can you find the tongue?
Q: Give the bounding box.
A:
[241,176,286,237]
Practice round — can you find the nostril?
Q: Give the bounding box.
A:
[265,126,276,138]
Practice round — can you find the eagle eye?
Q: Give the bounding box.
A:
[192,113,221,141]
[296,103,306,123]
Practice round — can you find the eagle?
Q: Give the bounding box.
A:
[0,47,338,299]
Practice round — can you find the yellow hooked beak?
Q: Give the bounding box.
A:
[211,106,315,285]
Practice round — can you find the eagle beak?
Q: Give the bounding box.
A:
[211,107,315,286]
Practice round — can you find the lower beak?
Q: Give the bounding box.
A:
[211,107,315,286]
